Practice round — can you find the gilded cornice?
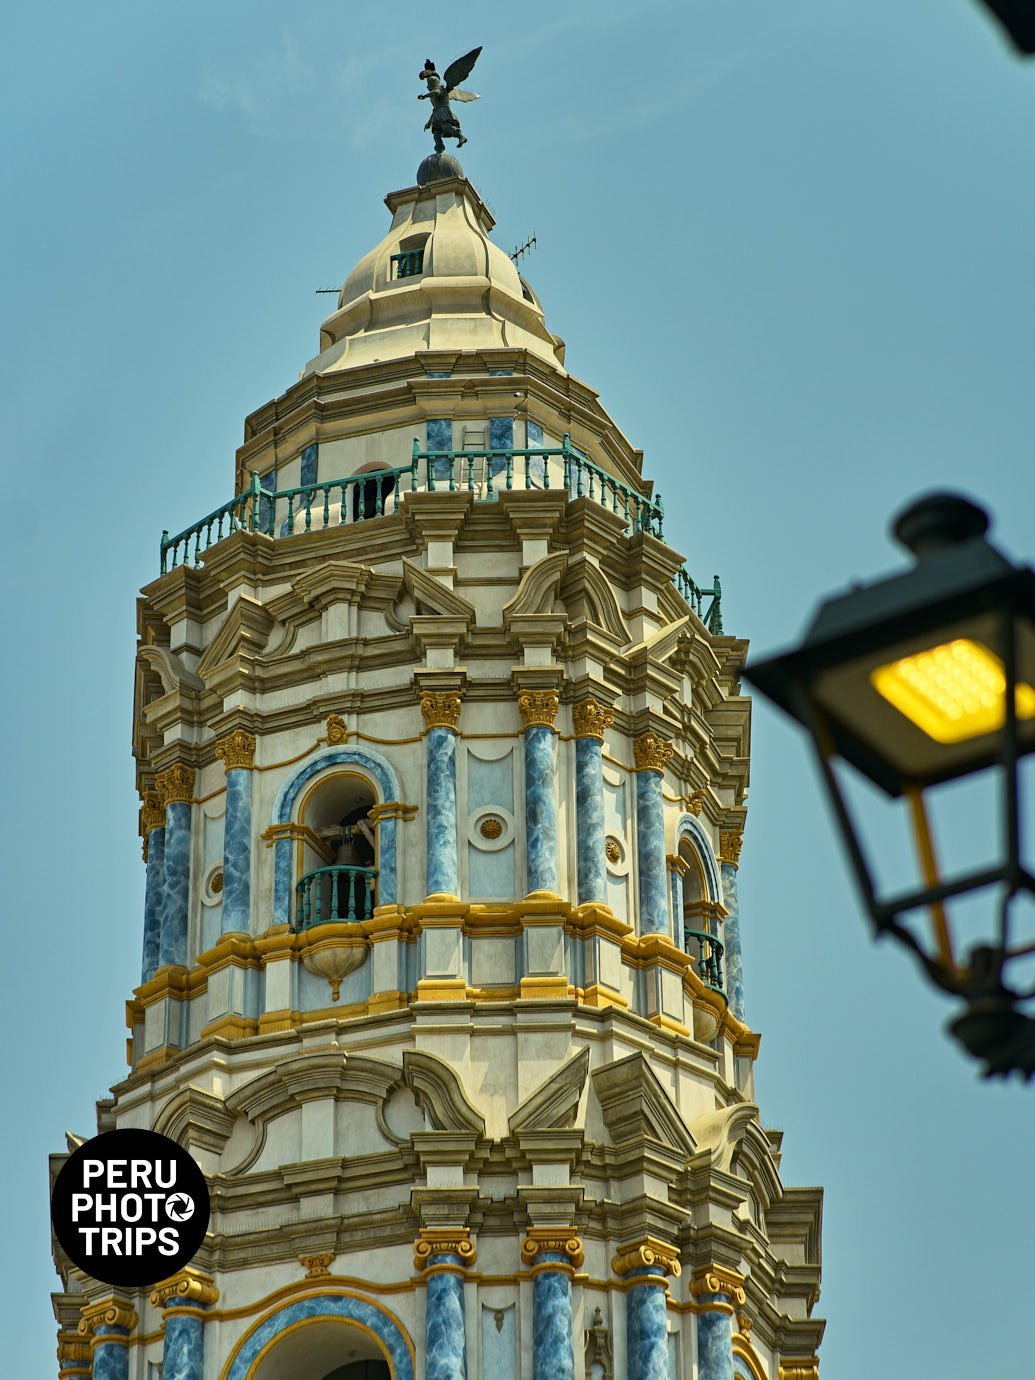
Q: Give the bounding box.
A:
[572,697,614,741]
[413,1229,477,1272]
[420,691,463,732]
[778,1362,820,1380]
[214,727,256,772]
[155,763,195,807]
[150,1267,219,1310]
[78,1299,138,1336]
[611,1236,681,1279]
[633,731,674,775]
[139,790,163,835]
[690,1265,747,1307]
[518,689,560,730]
[719,830,744,868]
[520,1229,585,1270]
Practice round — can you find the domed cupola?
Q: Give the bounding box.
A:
[303,163,566,376]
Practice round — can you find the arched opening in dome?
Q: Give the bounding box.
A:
[295,771,379,927]
[247,1314,393,1379]
[351,462,399,522]
[678,837,725,994]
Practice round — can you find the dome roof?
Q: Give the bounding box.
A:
[302,173,565,377]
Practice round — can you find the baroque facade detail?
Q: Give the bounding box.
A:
[214,728,256,772]
[150,1268,220,1309]
[155,762,195,806]
[719,828,744,867]
[419,690,463,731]
[611,1236,682,1279]
[517,688,560,729]
[633,730,675,775]
[520,1229,586,1269]
[572,697,614,741]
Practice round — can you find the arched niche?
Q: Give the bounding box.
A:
[272,747,401,924]
[222,1292,413,1380]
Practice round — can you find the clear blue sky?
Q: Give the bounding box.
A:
[3,2,1033,1374]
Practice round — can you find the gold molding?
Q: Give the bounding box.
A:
[420,691,462,732]
[518,689,560,729]
[689,1265,747,1307]
[687,788,706,816]
[719,829,744,868]
[214,727,256,772]
[520,1229,585,1270]
[572,697,614,741]
[327,712,348,744]
[368,800,419,824]
[155,763,195,807]
[78,1300,138,1336]
[150,1267,219,1310]
[633,732,674,775]
[300,1253,336,1279]
[778,1362,820,1380]
[414,1229,477,1272]
[612,1236,681,1279]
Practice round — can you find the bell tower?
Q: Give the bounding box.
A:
[51,155,825,1380]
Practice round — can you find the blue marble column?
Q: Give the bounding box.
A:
[518,690,560,894]
[691,1272,742,1380]
[634,733,673,937]
[141,791,165,983]
[573,699,613,905]
[416,1239,471,1380]
[156,764,195,969]
[720,831,745,1020]
[420,691,462,897]
[153,1269,219,1380]
[216,729,256,934]
[613,1243,678,1380]
[532,1257,575,1380]
[80,1302,136,1380]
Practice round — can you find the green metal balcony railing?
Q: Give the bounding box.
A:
[295,865,378,929]
[685,927,725,996]
[158,435,722,632]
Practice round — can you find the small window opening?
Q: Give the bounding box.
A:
[297,775,378,928]
[391,247,424,279]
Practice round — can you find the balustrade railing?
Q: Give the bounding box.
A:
[158,435,721,631]
[685,927,725,995]
[295,865,378,929]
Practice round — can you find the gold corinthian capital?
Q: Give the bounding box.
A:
[518,689,560,729]
[572,697,614,741]
[155,763,195,807]
[420,691,463,732]
[214,728,256,772]
[633,731,674,775]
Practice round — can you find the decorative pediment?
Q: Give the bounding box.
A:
[624,615,692,669]
[152,1087,237,1157]
[226,1052,400,1124]
[560,555,631,646]
[402,559,476,619]
[502,551,567,619]
[509,1048,590,1133]
[137,644,205,694]
[592,1052,696,1154]
[692,1102,782,1204]
[194,596,274,680]
[402,1050,485,1135]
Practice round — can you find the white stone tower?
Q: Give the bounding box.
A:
[51,161,825,1380]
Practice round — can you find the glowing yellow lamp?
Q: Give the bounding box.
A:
[872,638,1035,744]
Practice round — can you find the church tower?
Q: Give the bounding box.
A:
[51,151,825,1380]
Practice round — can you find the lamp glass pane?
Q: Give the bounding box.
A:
[871,638,1035,745]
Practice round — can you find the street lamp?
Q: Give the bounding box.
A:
[744,493,1035,1078]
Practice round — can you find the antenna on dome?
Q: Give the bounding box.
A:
[510,232,537,264]
[316,287,342,295]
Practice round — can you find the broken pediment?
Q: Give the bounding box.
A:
[509,1048,590,1133]
[592,1052,696,1154]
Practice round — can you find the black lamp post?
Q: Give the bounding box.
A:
[744,493,1035,1078]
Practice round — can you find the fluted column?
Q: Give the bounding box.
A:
[573,699,613,905]
[140,790,165,983]
[151,1268,219,1380]
[612,1238,680,1380]
[79,1299,137,1380]
[690,1267,746,1380]
[156,763,195,969]
[633,733,674,936]
[519,690,560,894]
[215,729,256,933]
[521,1230,583,1380]
[719,830,745,1019]
[414,1231,476,1380]
[421,693,462,898]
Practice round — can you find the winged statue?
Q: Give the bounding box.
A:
[418,47,482,152]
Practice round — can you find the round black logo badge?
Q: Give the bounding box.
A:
[51,1129,210,1287]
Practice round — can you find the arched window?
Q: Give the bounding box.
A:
[676,823,726,995]
[295,772,379,928]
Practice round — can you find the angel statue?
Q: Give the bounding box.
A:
[418,48,482,152]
